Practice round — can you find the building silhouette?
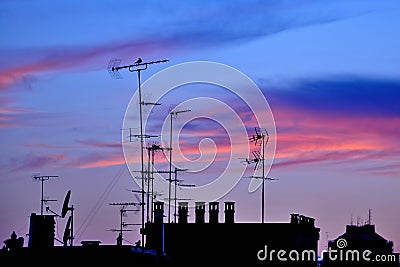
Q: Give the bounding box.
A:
[321,222,399,267]
[1,201,321,266]
[145,201,321,266]
[2,199,399,267]
[0,212,168,266]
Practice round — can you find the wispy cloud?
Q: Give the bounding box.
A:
[128,76,400,177]
[264,77,400,175]
[0,107,65,129]
[76,139,122,149]
[7,153,68,172]
[0,104,36,128]
[65,151,125,169]
[0,1,376,90]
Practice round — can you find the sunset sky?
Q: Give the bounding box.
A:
[1,0,399,255]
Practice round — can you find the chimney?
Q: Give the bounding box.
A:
[224,201,235,223]
[28,213,55,248]
[195,202,206,223]
[178,202,189,223]
[290,213,299,224]
[153,201,164,224]
[208,202,219,223]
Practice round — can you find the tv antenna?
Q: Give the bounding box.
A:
[109,202,141,245]
[157,167,192,223]
[168,108,191,223]
[243,127,270,223]
[61,190,74,246]
[171,167,194,223]
[145,141,165,222]
[32,174,59,215]
[240,151,262,170]
[109,57,169,250]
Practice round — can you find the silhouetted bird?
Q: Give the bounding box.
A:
[135,58,142,64]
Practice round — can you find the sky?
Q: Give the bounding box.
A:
[1,0,399,256]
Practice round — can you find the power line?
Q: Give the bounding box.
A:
[75,164,126,241]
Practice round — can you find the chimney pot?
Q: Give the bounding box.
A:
[208,202,219,223]
[178,202,189,223]
[224,201,235,223]
[195,202,206,223]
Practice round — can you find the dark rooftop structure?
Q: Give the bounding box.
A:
[321,222,399,267]
[0,212,169,266]
[145,201,321,266]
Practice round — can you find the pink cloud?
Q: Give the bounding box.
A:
[8,153,68,172]
[76,140,123,149]
[270,104,400,174]
[0,63,53,90]
[0,38,175,90]
[0,106,36,128]
[66,152,125,169]
[169,100,399,177]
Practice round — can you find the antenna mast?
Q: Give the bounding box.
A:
[168,108,191,223]
[247,127,271,223]
[32,174,59,215]
[109,202,141,245]
[145,142,165,222]
[109,57,169,249]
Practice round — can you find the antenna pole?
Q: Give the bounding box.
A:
[41,178,44,215]
[33,175,58,215]
[151,148,155,222]
[137,69,146,250]
[168,112,173,224]
[109,202,140,245]
[110,58,168,251]
[261,134,265,224]
[168,109,191,223]
[147,146,151,223]
[246,127,270,223]
[174,168,177,223]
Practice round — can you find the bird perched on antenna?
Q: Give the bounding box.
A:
[135,58,142,64]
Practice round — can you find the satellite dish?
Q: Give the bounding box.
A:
[63,215,72,246]
[61,190,71,218]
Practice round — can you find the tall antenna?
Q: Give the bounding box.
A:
[109,57,169,249]
[168,108,191,223]
[32,174,59,215]
[244,127,271,223]
[157,167,193,223]
[109,202,141,245]
[172,167,194,223]
[145,141,165,222]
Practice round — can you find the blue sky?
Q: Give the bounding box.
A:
[1,0,399,255]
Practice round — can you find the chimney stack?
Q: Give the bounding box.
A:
[153,202,164,224]
[28,213,55,248]
[224,201,235,223]
[178,202,189,223]
[195,202,206,223]
[208,202,219,223]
